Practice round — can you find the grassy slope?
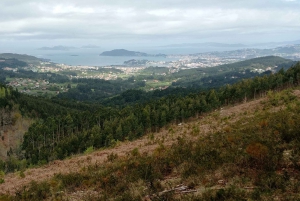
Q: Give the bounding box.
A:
[1,88,300,200]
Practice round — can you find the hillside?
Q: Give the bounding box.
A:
[1,88,300,200]
[172,56,296,88]
[0,92,265,191]
[0,53,47,65]
[0,58,27,69]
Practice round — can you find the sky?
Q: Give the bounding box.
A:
[0,0,300,53]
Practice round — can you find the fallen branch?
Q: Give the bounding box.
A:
[179,189,197,194]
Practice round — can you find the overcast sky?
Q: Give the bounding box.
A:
[1,0,300,52]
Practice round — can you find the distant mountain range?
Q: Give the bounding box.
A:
[162,42,247,48]
[100,49,166,57]
[252,40,300,48]
[38,46,76,51]
[162,40,300,49]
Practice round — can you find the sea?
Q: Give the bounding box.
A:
[28,50,175,67]
[13,46,249,67]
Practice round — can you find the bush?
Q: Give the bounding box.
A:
[84,146,94,154]
[0,170,4,184]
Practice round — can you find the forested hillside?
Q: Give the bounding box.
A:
[0,58,27,69]
[56,78,146,102]
[0,61,299,173]
[0,53,47,64]
[172,56,296,88]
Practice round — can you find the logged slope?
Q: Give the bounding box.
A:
[0,89,294,197]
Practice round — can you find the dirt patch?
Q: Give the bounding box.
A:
[293,89,300,97]
[219,98,265,119]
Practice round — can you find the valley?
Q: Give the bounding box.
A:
[0,45,300,200]
[1,44,299,99]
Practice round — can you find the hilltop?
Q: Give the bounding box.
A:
[0,53,49,65]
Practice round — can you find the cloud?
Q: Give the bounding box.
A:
[52,5,95,14]
[0,0,299,46]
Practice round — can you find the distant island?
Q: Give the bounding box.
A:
[100,49,166,57]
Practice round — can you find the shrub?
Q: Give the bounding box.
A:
[84,146,94,154]
[246,143,269,162]
[0,170,4,184]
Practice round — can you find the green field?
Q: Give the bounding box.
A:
[144,80,171,89]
